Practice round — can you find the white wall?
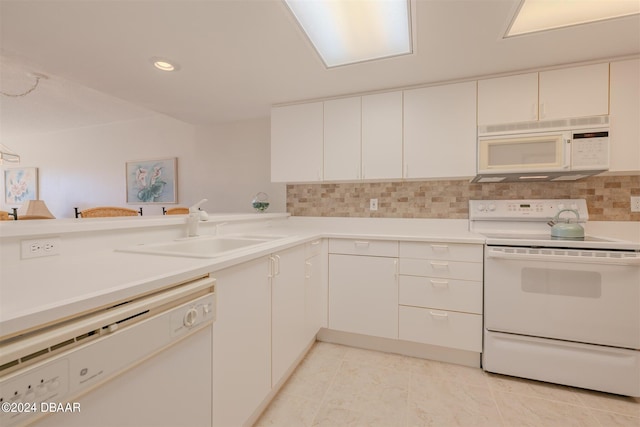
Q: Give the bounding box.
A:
[2,114,284,218]
[194,118,285,214]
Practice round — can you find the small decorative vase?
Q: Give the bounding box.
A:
[252,192,270,212]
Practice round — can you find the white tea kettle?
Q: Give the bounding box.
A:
[548,209,585,239]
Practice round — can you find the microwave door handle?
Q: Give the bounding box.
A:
[563,138,571,169]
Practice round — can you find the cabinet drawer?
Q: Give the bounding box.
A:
[399,241,483,262]
[399,258,482,281]
[399,276,482,314]
[399,306,482,352]
[305,238,324,258]
[329,238,398,257]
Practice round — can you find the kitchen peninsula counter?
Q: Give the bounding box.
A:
[2,214,636,339]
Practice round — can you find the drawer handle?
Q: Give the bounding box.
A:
[431,244,449,251]
[429,310,449,319]
[311,240,321,246]
[354,241,370,247]
[429,261,449,268]
[430,279,449,288]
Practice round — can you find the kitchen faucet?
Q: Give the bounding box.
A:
[186,199,208,237]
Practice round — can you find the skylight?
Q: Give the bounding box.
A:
[284,0,413,68]
[506,0,640,37]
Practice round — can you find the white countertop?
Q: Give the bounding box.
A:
[0,252,213,338]
[1,215,636,339]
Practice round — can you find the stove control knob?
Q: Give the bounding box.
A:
[488,203,496,212]
[183,308,198,327]
[477,204,485,212]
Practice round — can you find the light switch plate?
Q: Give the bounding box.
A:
[631,196,640,213]
[370,199,378,211]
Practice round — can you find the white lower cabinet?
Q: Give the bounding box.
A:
[399,306,482,352]
[212,257,272,427]
[397,242,483,352]
[328,239,399,339]
[212,237,484,425]
[271,245,309,386]
[212,242,323,426]
[399,275,482,314]
[305,239,327,338]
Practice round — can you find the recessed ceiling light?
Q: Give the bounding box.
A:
[506,0,640,37]
[284,0,413,68]
[150,57,179,72]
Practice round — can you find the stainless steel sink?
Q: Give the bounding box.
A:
[119,235,286,258]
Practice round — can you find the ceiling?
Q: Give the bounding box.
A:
[1,0,639,139]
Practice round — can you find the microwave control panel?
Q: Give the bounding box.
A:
[571,131,609,170]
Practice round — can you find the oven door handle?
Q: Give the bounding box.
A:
[487,249,640,266]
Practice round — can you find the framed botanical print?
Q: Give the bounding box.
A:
[4,167,38,204]
[126,158,177,204]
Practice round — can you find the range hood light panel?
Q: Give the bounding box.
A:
[284,0,412,68]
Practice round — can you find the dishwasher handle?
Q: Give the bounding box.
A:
[487,247,640,266]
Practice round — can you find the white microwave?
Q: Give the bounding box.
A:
[473,128,609,183]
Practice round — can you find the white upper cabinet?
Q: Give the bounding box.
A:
[361,91,403,180]
[539,63,609,120]
[478,73,538,125]
[271,102,323,183]
[404,81,477,179]
[324,97,362,181]
[478,63,610,126]
[609,59,640,172]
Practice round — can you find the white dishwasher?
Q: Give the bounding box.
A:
[0,275,215,427]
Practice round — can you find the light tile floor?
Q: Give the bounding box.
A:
[255,342,640,427]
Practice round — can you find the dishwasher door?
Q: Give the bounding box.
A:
[33,325,212,427]
[1,277,215,427]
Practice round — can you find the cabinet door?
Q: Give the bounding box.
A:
[271,102,323,182]
[361,91,403,180]
[403,81,477,178]
[272,245,307,386]
[328,254,398,339]
[324,97,362,181]
[478,72,538,125]
[212,257,271,427]
[610,59,640,172]
[539,63,609,120]
[305,251,327,339]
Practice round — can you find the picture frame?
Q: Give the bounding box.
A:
[126,158,177,204]
[4,167,38,204]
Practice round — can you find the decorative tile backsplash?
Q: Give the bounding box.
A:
[287,175,640,221]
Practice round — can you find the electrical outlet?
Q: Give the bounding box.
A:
[21,237,61,259]
[631,196,640,213]
[370,198,378,211]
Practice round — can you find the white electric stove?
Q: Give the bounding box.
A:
[470,199,640,397]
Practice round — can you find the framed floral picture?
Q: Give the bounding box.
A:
[4,167,38,204]
[126,158,177,204]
